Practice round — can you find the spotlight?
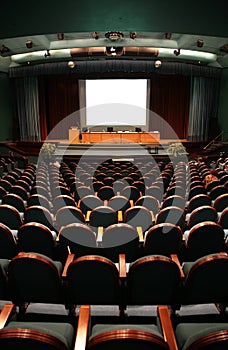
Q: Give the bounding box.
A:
[92,31,99,40]
[174,49,181,56]
[130,32,137,39]
[44,50,51,57]
[197,39,204,48]
[154,60,162,68]
[165,32,172,39]
[68,60,75,68]
[57,33,64,40]
[26,40,33,49]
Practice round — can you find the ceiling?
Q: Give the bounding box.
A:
[0,0,227,73]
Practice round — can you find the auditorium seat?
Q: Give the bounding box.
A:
[0,204,23,236]
[175,321,228,349]
[123,206,153,235]
[125,254,182,308]
[178,252,228,309]
[63,254,126,316]
[2,193,25,215]
[80,305,177,350]
[53,194,76,213]
[55,206,85,230]
[78,195,103,215]
[24,205,56,234]
[0,223,17,259]
[135,195,160,216]
[89,206,118,231]
[155,206,186,230]
[97,185,115,201]
[7,252,65,314]
[183,221,226,261]
[17,222,57,259]
[102,223,140,262]
[0,303,76,349]
[185,205,218,230]
[143,223,183,257]
[58,222,98,261]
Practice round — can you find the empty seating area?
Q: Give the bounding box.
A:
[1,155,228,349]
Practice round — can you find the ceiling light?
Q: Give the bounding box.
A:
[105,31,124,41]
[174,48,181,56]
[130,32,137,39]
[165,33,172,39]
[92,32,99,40]
[26,40,33,49]
[197,39,204,48]
[57,33,64,40]
[0,44,10,54]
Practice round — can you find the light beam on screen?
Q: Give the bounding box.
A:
[85,79,148,127]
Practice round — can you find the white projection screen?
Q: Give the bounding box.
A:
[79,79,150,131]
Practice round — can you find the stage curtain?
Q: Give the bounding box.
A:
[149,73,190,139]
[38,75,80,140]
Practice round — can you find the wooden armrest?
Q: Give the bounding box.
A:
[118,253,127,279]
[85,210,91,222]
[136,226,144,242]
[118,211,123,222]
[74,305,90,350]
[150,210,155,222]
[97,226,103,243]
[62,253,75,278]
[157,306,178,350]
[170,254,185,279]
[103,200,108,206]
[130,200,134,207]
[0,304,16,329]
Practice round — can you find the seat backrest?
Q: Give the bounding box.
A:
[17,222,56,259]
[187,193,211,212]
[24,205,54,230]
[186,221,225,261]
[55,206,85,229]
[188,205,218,228]
[161,195,186,210]
[8,252,64,307]
[102,223,140,262]
[89,206,118,229]
[66,255,121,306]
[124,205,153,233]
[218,208,228,229]
[2,193,25,212]
[97,186,115,200]
[53,194,76,212]
[213,193,228,212]
[144,223,183,256]
[209,185,228,200]
[182,253,228,305]
[0,204,23,230]
[156,206,186,229]
[0,223,17,259]
[108,195,131,212]
[78,195,103,215]
[59,222,98,258]
[127,255,181,305]
[135,195,160,215]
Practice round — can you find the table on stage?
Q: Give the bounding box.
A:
[80,131,160,143]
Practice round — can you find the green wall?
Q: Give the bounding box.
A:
[0,73,14,141]
[218,68,228,141]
